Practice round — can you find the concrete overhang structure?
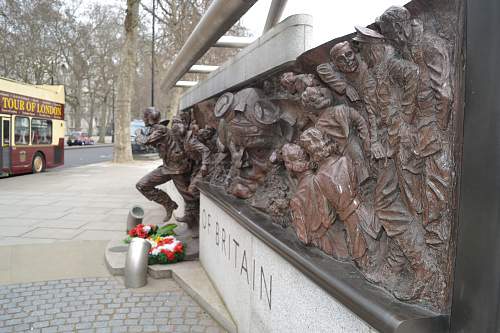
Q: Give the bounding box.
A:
[179,14,313,111]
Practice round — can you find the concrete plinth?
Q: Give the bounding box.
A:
[199,193,376,333]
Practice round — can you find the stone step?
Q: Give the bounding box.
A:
[105,239,236,333]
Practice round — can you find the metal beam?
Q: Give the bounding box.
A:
[175,81,198,88]
[263,0,288,33]
[161,0,258,92]
[213,36,256,48]
[188,65,219,74]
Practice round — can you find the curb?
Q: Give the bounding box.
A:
[65,144,114,150]
[133,153,160,161]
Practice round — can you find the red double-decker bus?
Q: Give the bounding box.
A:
[0,78,65,177]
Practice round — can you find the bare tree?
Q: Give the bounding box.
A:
[0,0,248,146]
[114,0,140,163]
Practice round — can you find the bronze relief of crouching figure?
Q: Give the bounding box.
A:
[214,88,289,200]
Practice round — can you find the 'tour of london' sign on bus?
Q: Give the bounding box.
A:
[0,77,65,176]
[0,90,64,120]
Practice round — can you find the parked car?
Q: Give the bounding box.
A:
[131,120,156,154]
[67,131,94,146]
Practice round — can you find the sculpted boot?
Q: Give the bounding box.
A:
[175,203,198,223]
[162,199,179,222]
[176,205,199,238]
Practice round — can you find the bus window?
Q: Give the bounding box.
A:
[14,117,29,145]
[2,120,9,145]
[31,119,52,144]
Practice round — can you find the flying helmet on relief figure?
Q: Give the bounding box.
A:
[213,89,281,126]
[214,92,234,118]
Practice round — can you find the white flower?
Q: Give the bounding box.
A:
[149,236,181,256]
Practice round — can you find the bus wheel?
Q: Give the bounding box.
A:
[32,153,45,173]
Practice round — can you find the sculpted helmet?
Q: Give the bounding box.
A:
[214,88,283,149]
[143,107,161,126]
[378,5,411,24]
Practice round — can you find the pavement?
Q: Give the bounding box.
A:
[0,160,176,246]
[0,277,223,333]
[0,160,227,333]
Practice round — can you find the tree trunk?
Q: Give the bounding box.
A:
[88,98,95,137]
[88,83,96,137]
[98,95,108,143]
[74,81,82,130]
[113,0,140,163]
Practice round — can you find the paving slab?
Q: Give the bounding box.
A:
[0,241,110,284]
[0,218,42,227]
[35,219,90,229]
[84,222,125,231]
[0,226,36,237]
[99,213,130,224]
[64,207,112,214]
[73,230,125,241]
[60,213,105,221]
[18,211,69,220]
[22,227,84,240]
[0,210,23,218]
[0,237,56,247]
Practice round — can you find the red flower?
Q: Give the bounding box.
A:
[164,250,175,261]
[129,224,150,238]
[174,243,183,253]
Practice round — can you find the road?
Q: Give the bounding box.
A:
[60,145,114,169]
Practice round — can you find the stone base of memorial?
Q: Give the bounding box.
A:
[197,183,447,333]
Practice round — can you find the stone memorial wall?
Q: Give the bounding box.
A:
[140,0,466,331]
[191,0,463,315]
[198,192,379,332]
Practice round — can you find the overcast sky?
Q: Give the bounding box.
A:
[241,0,408,47]
[93,0,409,47]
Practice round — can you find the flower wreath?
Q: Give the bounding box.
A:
[147,235,185,264]
[125,223,185,264]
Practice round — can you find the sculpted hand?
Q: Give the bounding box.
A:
[371,142,386,160]
[229,142,244,169]
[201,164,209,177]
[346,85,360,102]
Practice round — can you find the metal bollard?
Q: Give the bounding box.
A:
[124,238,151,288]
[127,205,145,232]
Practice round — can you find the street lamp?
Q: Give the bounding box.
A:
[112,80,115,143]
[151,0,156,107]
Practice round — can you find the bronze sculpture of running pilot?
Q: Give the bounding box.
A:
[135,107,200,235]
